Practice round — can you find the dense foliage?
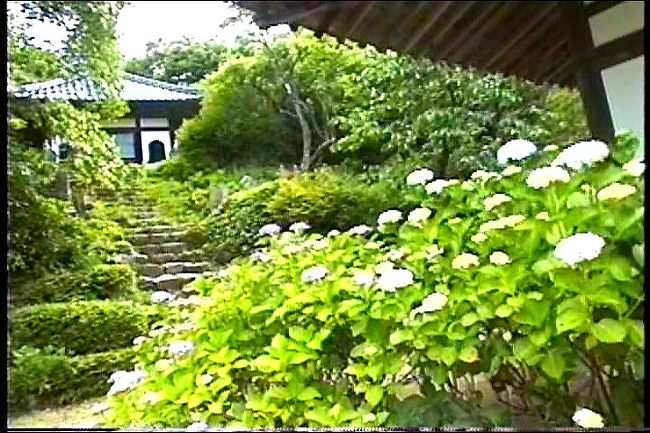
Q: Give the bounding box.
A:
[102,134,643,429]
[196,168,411,264]
[125,38,238,85]
[177,30,588,174]
[9,301,170,356]
[9,347,136,413]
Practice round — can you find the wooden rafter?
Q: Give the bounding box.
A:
[415,1,477,58]
[403,1,453,54]
[343,1,375,40]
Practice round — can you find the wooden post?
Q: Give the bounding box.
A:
[558,1,615,142]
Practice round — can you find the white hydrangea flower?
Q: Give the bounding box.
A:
[250,250,271,263]
[543,144,559,152]
[452,253,480,269]
[572,408,605,429]
[167,341,195,357]
[375,261,395,274]
[365,241,382,249]
[151,291,177,304]
[107,370,147,396]
[385,248,407,261]
[217,268,230,278]
[483,194,512,211]
[406,168,434,185]
[496,139,537,165]
[554,232,605,266]
[376,268,414,292]
[535,211,550,221]
[448,217,461,225]
[471,233,488,243]
[552,140,609,170]
[596,183,637,201]
[289,221,311,233]
[480,216,517,233]
[461,180,476,191]
[348,224,373,235]
[327,229,341,237]
[186,421,209,432]
[489,251,511,265]
[281,244,303,255]
[377,210,402,226]
[411,293,448,317]
[353,271,375,287]
[154,358,174,371]
[132,336,147,346]
[470,170,500,182]
[478,334,487,341]
[502,165,522,177]
[426,244,445,259]
[502,331,512,342]
[306,238,329,250]
[526,166,570,189]
[258,223,281,236]
[407,207,432,226]
[425,179,452,194]
[301,265,329,283]
[622,158,645,177]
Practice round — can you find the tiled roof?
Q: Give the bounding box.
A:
[13,73,201,102]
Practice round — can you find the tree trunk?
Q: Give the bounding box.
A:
[291,93,312,171]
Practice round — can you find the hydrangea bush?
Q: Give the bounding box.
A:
[102,133,643,429]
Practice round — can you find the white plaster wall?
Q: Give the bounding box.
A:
[140,130,172,163]
[601,56,645,153]
[141,117,169,128]
[588,2,644,47]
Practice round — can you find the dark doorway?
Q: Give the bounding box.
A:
[148,140,165,163]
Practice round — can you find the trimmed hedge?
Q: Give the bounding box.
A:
[8,346,136,413]
[11,263,138,307]
[202,168,406,264]
[9,300,169,355]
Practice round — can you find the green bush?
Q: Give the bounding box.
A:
[202,168,407,264]
[10,264,138,307]
[104,135,643,429]
[9,346,137,413]
[9,301,169,355]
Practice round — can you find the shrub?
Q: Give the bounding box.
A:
[8,346,137,413]
[103,134,643,429]
[202,168,406,263]
[9,301,170,355]
[10,264,138,307]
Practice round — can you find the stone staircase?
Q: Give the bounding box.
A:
[103,187,216,295]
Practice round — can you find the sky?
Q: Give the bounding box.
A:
[8,1,285,60]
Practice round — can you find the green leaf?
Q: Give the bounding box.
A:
[540,351,565,381]
[624,319,644,348]
[289,351,316,364]
[529,327,551,346]
[460,312,479,327]
[365,386,384,408]
[440,346,457,367]
[513,300,550,328]
[495,304,514,318]
[458,346,479,363]
[545,224,562,245]
[389,329,413,345]
[632,244,644,268]
[426,363,448,386]
[289,326,313,342]
[252,355,282,372]
[513,338,538,364]
[592,318,627,343]
[297,387,321,401]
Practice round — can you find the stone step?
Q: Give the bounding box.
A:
[136,242,190,256]
[128,231,187,245]
[139,272,203,292]
[129,224,185,235]
[113,251,148,265]
[133,210,158,219]
[136,261,212,278]
[134,249,206,264]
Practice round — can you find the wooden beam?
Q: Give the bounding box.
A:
[446,2,519,65]
[590,29,644,71]
[390,1,432,50]
[416,1,477,58]
[483,2,556,70]
[436,1,502,61]
[253,2,349,28]
[530,37,568,83]
[343,1,375,40]
[404,1,453,54]
[558,1,614,141]
[584,0,624,17]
